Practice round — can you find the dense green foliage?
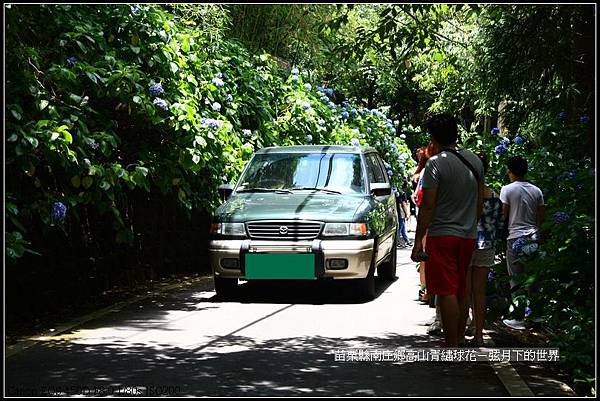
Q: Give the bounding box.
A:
[4,4,595,394]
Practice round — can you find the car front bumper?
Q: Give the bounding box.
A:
[210,239,375,280]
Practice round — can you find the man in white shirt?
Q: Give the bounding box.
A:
[499,156,545,330]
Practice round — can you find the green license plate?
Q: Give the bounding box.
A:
[245,253,316,280]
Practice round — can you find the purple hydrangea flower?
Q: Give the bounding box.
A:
[514,136,524,143]
[51,202,67,222]
[387,170,393,177]
[89,142,99,151]
[212,102,221,112]
[305,134,313,143]
[202,118,222,130]
[495,144,507,155]
[149,83,164,97]
[487,270,494,282]
[491,127,500,135]
[351,138,360,146]
[67,56,77,67]
[212,77,225,88]
[554,212,570,223]
[559,111,567,122]
[153,97,168,110]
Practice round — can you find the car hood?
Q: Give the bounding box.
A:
[216,192,369,223]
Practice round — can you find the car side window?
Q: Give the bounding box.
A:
[366,153,387,184]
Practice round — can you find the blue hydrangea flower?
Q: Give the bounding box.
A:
[67,56,77,67]
[491,127,500,135]
[351,138,360,146]
[567,171,576,179]
[51,202,67,222]
[203,118,222,130]
[153,97,169,110]
[350,108,357,115]
[367,127,372,133]
[212,102,221,112]
[291,75,298,83]
[216,72,223,79]
[554,212,570,223]
[131,6,141,14]
[316,86,324,93]
[487,270,494,282]
[580,115,590,123]
[304,83,312,91]
[212,77,225,88]
[226,94,233,102]
[318,118,325,125]
[495,144,507,155]
[352,129,360,135]
[242,129,252,138]
[305,134,313,143]
[501,137,510,145]
[149,82,164,97]
[301,101,311,111]
[89,142,99,151]
[325,88,334,97]
[341,111,349,119]
[291,68,299,75]
[559,111,567,122]
[524,306,532,318]
[512,238,528,253]
[514,136,524,143]
[387,170,393,177]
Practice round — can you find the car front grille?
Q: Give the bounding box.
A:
[246,220,323,240]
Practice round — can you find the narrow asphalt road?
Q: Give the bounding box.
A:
[5,227,510,397]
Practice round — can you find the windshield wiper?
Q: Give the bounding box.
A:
[236,187,292,194]
[289,187,342,194]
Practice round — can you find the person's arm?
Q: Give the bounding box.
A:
[536,204,546,242]
[411,187,437,261]
[477,180,484,218]
[402,201,410,219]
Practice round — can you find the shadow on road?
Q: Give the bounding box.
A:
[6,332,507,397]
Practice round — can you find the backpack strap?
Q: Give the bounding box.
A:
[443,148,480,183]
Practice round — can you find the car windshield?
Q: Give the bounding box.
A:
[236,153,365,194]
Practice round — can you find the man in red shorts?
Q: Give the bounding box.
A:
[411,114,484,347]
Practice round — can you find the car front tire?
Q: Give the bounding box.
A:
[377,235,397,281]
[214,276,238,300]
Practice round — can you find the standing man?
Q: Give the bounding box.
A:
[411,113,484,347]
[395,182,412,248]
[500,156,545,330]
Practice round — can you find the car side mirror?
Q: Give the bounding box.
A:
[218,184,235,201]
[371,183,392,197]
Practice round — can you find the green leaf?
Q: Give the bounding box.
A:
[130,45,141,54]
[51,132,60,141]
[38,100,49,110]
[63,131,73,144]
[170,62,179,73]
[86,71,98,84]
[133,96,141,104]
[82,176,94,188]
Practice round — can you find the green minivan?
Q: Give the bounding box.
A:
[209,145,399,300]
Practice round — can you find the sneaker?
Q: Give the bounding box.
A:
[502,318,526,330]
[427,320,443,335]
[405,241,413,247]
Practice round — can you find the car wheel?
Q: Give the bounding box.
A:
[353,263,376,301]
[214,276,238,300]
[377,235,397,281]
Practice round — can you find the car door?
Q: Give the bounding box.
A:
[365,153,397,264]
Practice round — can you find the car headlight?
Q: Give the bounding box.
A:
[210,222,246,237]
[322,223,368,236]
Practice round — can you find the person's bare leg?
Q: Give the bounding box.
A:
[472,266,490,342]
[438,294,459,346]
[457,266,473,345]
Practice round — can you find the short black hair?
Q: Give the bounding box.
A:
[426,113,458,146]
[507,156,528,177]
